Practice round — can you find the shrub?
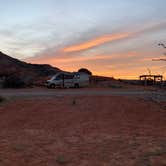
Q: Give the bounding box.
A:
[72,99,76,105]
[56,155,69,165]
[3,75,25,88]
[109,84,123,88]
[0,96,5,103]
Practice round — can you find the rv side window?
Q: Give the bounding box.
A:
[64,74,74,79]
[75,74,80,78]
[55,74,63,80]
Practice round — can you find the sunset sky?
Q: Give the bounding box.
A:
[0,0,166,79]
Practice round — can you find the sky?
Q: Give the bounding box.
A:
[0,0,166,79]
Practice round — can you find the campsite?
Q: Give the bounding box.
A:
[0,1,166,165]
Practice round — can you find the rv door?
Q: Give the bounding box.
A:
[63,74,74,88]
[54,73,64,87]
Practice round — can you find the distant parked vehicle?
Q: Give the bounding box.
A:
[46,72,90,88]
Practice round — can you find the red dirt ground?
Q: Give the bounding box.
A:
[0,96,165,166]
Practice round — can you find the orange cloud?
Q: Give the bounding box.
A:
[28,52,138,66]
[63,33,130,52]
[27,51,166,79]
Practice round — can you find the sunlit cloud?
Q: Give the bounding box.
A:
[28,52,139,65]
[0,0,166,79]
[27,48,166,79]
[2,15,165,79]
[63,33,130,53]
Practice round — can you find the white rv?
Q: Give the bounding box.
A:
[46,72,90,88]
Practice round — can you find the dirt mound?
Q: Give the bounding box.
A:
[0,51,61,86]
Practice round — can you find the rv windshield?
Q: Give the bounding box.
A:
[50,74,61,81]
[55,74,64,80]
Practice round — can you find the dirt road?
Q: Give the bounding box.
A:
[0,88,166,101]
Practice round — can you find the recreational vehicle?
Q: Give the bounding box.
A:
[46,72,90,88]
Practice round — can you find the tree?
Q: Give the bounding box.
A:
[152,43,166,61]
[78,68,92,75]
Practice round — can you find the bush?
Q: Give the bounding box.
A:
[3,75,25,88]
[72,98,76,105]
[109,84,123,88]
[56,155,69,165]
[0,96,5,103]
[78,68,92,75]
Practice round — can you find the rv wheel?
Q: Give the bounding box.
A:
[74,83,79,88]
[50,84,55,89]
